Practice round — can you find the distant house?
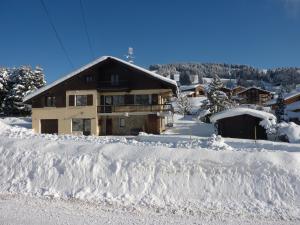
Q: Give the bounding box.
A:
[218,86,245,99]
[23,56,177,136]
[220,87,232,97]
[266,90,300,124]
[210,108,276,140]
[236,87,273,105]
[180,84,205,97]
[231,86,246,96]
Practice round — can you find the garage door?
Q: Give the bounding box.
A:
[41,119,58,134]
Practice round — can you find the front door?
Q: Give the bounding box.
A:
[106,118,113,135]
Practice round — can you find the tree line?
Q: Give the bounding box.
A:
[0,66,46,116]
[150,63,300,90]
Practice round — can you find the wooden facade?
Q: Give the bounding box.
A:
[215,114,268,140]
[237,87,272,105]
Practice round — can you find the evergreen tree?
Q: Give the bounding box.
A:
[275,90,286,122]
[0,68,10,114]
[4,66,46,116]
[176,92,192,115]
[205,74,232,114]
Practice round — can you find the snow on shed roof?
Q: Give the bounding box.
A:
[210,107,276,123]
[23,56,177,102]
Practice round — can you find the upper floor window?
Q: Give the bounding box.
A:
[135,95,150,105]
[45,96,56,107]
[76,95,88,106]
[69,94,93,106]
[85,75,94,83]
[111,74,119,86]
[113,95,124,105]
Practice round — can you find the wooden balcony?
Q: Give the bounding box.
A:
[97,81,129,91]
[97,104,172,114]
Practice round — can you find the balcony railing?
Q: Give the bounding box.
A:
[97,104,172,113]
[97,81,129,90]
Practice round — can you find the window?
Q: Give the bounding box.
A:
[113,95,124,105]
[119,118,125,128]
[105,96,112,105]
[135,95,150,105]
[72,119,91,135]
[76,95,88,106]
[85,75,93,83]
[45,96,56,107]
[111,74,119,86]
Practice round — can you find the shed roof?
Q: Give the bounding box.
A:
[210,107,276,123]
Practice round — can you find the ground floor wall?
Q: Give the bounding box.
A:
[32,107,99,135]
[99,115,165,135]
[32,108,166,136]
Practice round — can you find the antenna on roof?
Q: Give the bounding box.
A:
[125,47,134,64]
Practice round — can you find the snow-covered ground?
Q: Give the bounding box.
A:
[164,114,214,136]
[0,117,300,224]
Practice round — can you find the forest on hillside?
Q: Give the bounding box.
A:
[149,63,300,88]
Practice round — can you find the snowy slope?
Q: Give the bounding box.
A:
[0,119,300,223]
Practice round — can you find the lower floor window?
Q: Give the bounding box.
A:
[119,118,125,128]
[72,119,91,135]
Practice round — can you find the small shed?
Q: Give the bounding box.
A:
[210,108,276,140]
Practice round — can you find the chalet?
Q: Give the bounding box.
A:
[210,108,276,140]
[23,56,177,136]
[266,90,300,124]
[236,87,273,105]
[180,84,205,97]
[220,87,232,97]
[231,86,246,96]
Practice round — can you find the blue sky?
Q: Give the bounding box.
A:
[1,0,300,83]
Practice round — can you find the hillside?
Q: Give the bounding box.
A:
[149,63,300,88]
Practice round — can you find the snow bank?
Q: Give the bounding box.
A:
[277,122,300,143]
[0,130,300,220]
[0,120,10,133]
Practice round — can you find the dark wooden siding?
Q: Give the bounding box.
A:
[216,114,267,140]
[29,58,176,108]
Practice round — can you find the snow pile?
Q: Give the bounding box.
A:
[0,120,10,133]
[277,122,300,143]
[206,134,233,150]
[1,133,300,220]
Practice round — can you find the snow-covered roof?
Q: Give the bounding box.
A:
[266,89,300,105]
[180,84,203,91]
[286,101,300,111]
[181,91,195,96]
[23,56,177,102]
[236,86,272,95]
[210,107,276,123]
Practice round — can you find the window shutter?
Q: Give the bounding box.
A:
[87,95,93,106]
[69,95,75,106]
[152,94,158,104]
